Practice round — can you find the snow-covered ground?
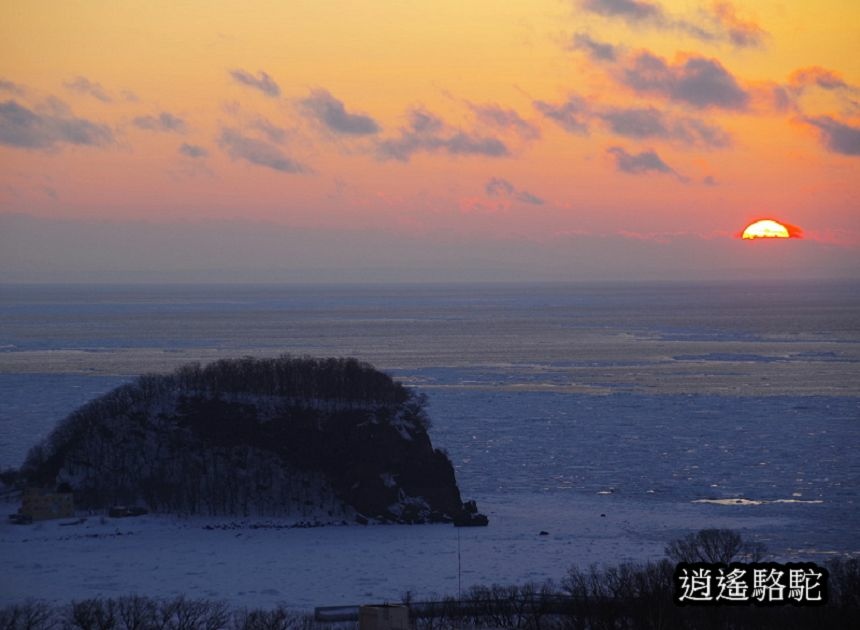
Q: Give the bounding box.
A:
[1,492,800,610]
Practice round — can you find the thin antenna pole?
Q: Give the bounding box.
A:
[457,526,462,601]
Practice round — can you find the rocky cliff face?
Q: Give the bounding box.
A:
[21,356,486,525]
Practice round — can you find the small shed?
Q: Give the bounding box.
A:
[359,605,411,630]
[19,487,74,521]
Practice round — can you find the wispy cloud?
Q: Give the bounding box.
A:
[0,99,113,150]
[578,0,766,49]
[533,88,731,148]
[229,69,281,98]
[789,67,851,93]
[533,96,590,134]
[570,33,618,62]
[607,145,683,179]
[485,177,544,205]
[251,116,288,144]
[376,107,509,161]
[301,89,380,135]
[443,133,508,156]
[179,143,208,158]
[600,107,667,137]
[378,132,509,161]
[709,2,766,48]
[220,102,291,144]
[621,51,749,110]
[64,76,112,102]
[598,106,731,147]
[776,66,858,113]
[218,128,306,172]
[468,102,540,140]
[133,111,187,133]
[0,78,25,96]
[804,116,860,156]
[408,108,444,134]
[582,0,662,21]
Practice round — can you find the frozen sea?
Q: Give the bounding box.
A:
[1,281,859,608]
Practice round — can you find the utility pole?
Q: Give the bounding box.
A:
[457,526,462,601]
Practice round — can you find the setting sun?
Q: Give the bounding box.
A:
[741,219,802,240]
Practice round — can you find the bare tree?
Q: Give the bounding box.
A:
[664,528,767,564]
[0,601,56,630]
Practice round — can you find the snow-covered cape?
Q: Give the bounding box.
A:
[19,356,487,525]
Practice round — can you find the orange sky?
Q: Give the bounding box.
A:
[1,0,858,281]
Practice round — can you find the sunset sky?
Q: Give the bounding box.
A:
[1,0,858,282]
